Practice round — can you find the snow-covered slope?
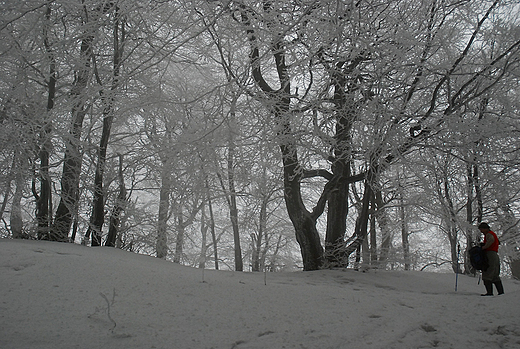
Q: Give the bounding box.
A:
[1,239,519,349]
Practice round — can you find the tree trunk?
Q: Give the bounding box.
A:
[173,213,185,264]
[241,5,324,270]
[199,204,208,269]
[52,3,94,241]
[105,154,126,247]
[0,184,10,224]
[10,172,24,239]
[347,180,373,260]
[464,162,476,274]
[473,164,483,223]
[227,134,243,271]
[281,141,324,270]
[206,184,219,270]
[71,217,79,244]
[369,201,377,264]
[53,96,89,240]
[361,234,370,271]
[251,233,260,272]
[87,9,124,246]
[400,205,410,270]
[325,177,349,266]
[36,134,52,240]
[443,173,459,273]
[511,259,520,280]
[1,156,15,224]
[34,126,52,237]
[156,164,171,259]
[496,200,520,279]
[375,187,391,268]
[399,188,410,270]
[53,106,87,240]
[325,68,355,266]
[252,195,268,272]
[35,4,55,240]
[87,135,108,246]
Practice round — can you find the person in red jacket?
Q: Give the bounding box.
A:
[478,222,504,296]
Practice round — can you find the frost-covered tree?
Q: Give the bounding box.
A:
[201,0,520,270]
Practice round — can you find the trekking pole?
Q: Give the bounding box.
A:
[455,243,460,292]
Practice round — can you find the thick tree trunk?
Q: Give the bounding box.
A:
[325,178,349,266]
[281,137,324,271]
[241,5,324,270]
[325,69,355,266]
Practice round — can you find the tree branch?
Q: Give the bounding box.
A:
[238,4,275,94]
[303,169,333,180]
[422,0,500,122]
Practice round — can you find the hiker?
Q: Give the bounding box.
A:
[478,222,504,296]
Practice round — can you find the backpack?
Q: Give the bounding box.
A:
[468,246,488,271]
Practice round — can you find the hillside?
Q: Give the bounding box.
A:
[1,239,519,349]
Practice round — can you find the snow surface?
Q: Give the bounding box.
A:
[1,239,519,349]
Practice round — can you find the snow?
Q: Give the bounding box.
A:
[1,239,519,349]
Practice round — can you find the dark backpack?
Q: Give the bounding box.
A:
[468,246,488,271]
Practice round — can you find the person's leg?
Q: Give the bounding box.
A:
[482,280,494,296]
[487,251,503,295]
[494,279,504,295]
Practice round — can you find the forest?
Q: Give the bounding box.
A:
[1,0,520,277]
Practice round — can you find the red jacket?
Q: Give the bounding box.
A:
[484,230,499,252]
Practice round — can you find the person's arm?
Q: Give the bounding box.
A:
[481,233,495,250]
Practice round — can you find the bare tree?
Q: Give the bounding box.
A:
[53,2,98,241]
